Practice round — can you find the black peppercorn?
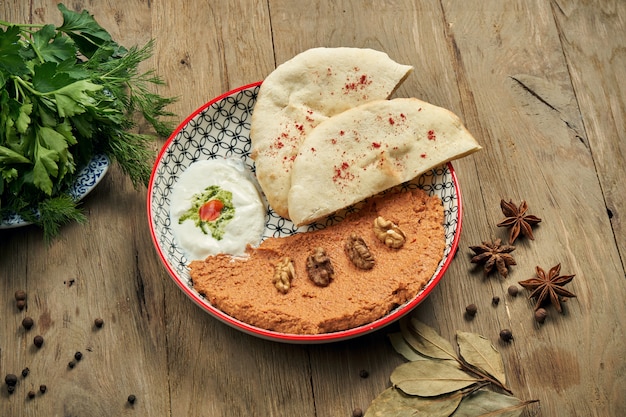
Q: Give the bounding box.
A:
[352,407,364,417]
[492,296,500,306]
[15,289,27,301]
[507,285,519,297]
[465,303,478,317]
[534,308,548,324]
[33,335,44,348]
[39,385,47,394]
[94,318,104,328]
[358,369,369,379]
[74,351,83,361]
[28,390,36,399]
[22,316,34,330]
[21,368,29,378]
[68,360,76,369]
[16,299,26,310]
[499,329,513,342]
[5,373,18,386]
[7,385,15,394]
[127,394,136,404]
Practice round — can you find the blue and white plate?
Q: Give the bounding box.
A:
[148,82,463,343]
[0,154,110,229]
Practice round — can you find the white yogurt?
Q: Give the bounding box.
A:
[169,158,266,260]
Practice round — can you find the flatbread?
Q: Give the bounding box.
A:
[287,97,482,226]
[250,47,413,218]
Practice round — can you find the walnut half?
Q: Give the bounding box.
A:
[306,247,334,287]
[374,216,406,249]
[273,257,295,294]
[345,233,375,270]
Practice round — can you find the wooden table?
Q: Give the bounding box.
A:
[1,1,625,416]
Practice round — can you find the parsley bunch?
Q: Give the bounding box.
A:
[0,4,176,240]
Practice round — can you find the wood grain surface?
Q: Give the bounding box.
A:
[1,1,625,416]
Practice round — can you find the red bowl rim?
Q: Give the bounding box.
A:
[147,82,463,343]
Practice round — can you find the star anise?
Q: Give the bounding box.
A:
[497,199,542,244]
[469,238,516,278]
[518,264,576,313]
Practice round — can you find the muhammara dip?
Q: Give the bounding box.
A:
[189,188,444,335]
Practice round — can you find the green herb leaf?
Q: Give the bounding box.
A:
[0,145,30,165]
[0,26,29,76]
[38,125,74,178]
[364,387,463,417]
[456,331,507,387]
[452,389,538,417]
[56,3,113,58]
[32,146,58,195]
[56,57,90,79]
[15,103,33,133]
[32,24,76,63]
[390,360,478,397]
[32,61,74,93]
[54,80,102,117]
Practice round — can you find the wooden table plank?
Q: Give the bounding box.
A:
[551,0,626,267]
[438,1,626,416]
[0,1,170,415]
[152,0,276,118]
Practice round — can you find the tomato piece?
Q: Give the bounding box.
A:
[198,199,224,222]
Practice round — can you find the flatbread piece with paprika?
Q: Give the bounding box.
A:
[287,97,481,226]
[250,47,413,218]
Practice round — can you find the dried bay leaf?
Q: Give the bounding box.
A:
[364,387,463,417]
[390,360,478,397]
[400,317,457,360]
[390,330,460,368]
[389,332,430,361]
[456,331,507,387]
[452,389,537,417]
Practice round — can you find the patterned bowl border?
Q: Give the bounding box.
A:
[147,82,463,343]
[0,154,110,229]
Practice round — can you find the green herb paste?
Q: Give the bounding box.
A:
[179,185,234,240]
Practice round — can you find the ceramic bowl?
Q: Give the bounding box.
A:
[147,82,462,343]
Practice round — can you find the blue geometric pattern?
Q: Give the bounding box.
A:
[0,154,110,228]
[148,83,461,335]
